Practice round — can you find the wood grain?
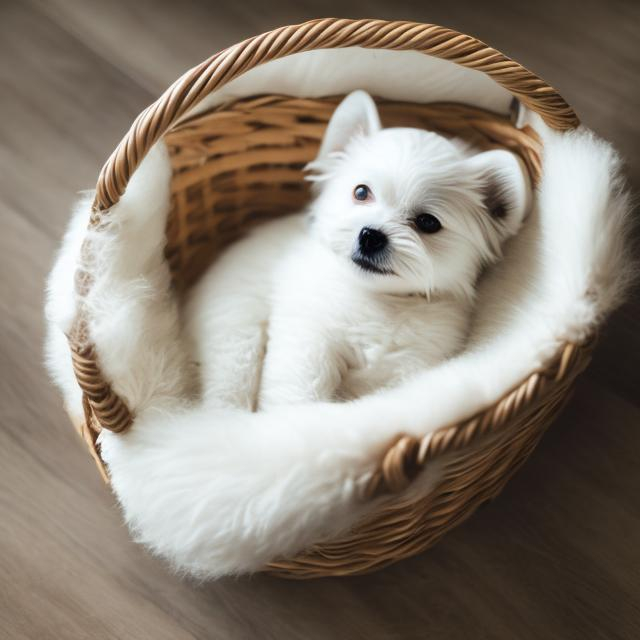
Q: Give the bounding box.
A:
[1,0,638,638]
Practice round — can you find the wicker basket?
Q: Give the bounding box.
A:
[66,18,595,578]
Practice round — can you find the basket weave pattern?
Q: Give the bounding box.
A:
[63,18,591,577]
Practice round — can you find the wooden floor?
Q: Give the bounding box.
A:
[1,1,639,638]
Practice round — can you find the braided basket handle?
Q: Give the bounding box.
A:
[92,17,577,214]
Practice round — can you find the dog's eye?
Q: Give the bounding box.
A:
[415,213,442,234]
[353,184,371,202]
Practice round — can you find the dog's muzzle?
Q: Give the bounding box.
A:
[352,227,394,275]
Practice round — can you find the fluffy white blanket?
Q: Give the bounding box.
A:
[44,50,634,577]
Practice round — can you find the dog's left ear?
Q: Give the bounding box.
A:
[465,149,532,235]
[316,90,382,160]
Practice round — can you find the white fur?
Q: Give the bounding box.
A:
[44,143,192,421]
[45,100,634,578]
[187,91,531,408]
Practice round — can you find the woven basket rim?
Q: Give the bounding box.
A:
[360,334,596,499]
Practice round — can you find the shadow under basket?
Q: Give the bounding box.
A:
[66,18,598,579]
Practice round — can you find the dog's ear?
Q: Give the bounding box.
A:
[316,90,382,160]
[464,149,532,235]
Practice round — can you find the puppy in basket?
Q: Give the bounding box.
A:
[185,91,531,410]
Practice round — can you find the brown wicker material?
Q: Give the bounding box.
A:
[62,18,593,578]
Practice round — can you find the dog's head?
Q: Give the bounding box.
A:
[306,91,532,298]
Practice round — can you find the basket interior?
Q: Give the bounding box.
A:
[163,95,542,293]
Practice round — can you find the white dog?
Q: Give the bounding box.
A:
[185,91,532,410]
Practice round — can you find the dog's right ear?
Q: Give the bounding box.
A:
[316,90,382,160]
[463,149,532,237]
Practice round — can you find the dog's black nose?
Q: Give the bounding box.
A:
[358,227,388,255]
